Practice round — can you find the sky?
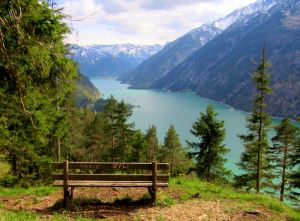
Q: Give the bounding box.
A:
[56,0,257,46]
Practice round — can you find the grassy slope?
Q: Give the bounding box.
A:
[0,178,299,221]
[169,177,300,221]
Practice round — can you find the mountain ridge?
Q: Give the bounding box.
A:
[70,44,162,78]
[153,0,300,118]
[119,0,300,118]
[118,0,281,88]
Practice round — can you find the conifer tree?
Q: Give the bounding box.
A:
[130,130,147,162]
[235,47,272,193]
[162,124,181,175]
[187,105,230,182]
[0,0,77,184]
[115,100,135,161]
[161,124,194,176]
[103,96,119,162]
[145,125,159,162]
[290,119,300,201]
[270,118,298,201]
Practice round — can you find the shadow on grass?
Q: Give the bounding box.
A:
[48,195,154,219]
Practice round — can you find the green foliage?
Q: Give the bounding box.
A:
[270,118,298,202]
[0,186,57,197]
[236,47,273,193]
[0,209,38,221]
[130,130,147,162]
[145,125,159,162]
[155,192,176,207]
[0,0,77,184]
[0,160,10,178]
[187,105,231,182]
[74,74,100,108]
[160,124,194,176]
[290,121,300,201]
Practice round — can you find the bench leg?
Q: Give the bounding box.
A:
[63,187,69,208]
[148,186,156,202]
[63,187,74,208]
[69,187,74,200]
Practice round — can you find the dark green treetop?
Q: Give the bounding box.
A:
[235,47,273,193]
[187,105,230,182]
[270,118,298,202]
[145,125,159,162]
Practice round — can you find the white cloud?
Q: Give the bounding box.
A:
[58,0,257,45]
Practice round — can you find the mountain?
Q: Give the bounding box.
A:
[70,44,162,78]
[118,0,279,88]
[152,0,300,118]
[118,26,221,88]
[75,74,101,108]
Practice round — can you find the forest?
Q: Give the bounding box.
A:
[0,0,299,213]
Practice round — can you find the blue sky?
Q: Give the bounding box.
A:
[56,0,256,45]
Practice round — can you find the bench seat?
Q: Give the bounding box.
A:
[52,180,169,187]
[52,161,169,208]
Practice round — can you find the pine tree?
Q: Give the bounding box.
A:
[130,130,147,162]
[115,100,135,161]
[145,125,159,162]
[187,105,230,182]
[270,118,298,201]
[0,0,77,184]
[290,119,300,201]
[103,96,119,162]
[161,124,194,176]
[162,124,181,175]
[235,47,272,193]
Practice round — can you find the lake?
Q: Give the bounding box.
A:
[91,78,281,174]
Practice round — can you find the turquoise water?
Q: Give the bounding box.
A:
[91,79,282,174]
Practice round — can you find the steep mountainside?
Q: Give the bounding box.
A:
[118,26,221,88]
[118,0,280,88]
[153,0,300,118]
[70,44,162,78]
[75,74,101,107]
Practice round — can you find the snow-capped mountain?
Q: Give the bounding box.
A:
[151,0,300,118]
[119,0,283,88]
[70,44,162,78]
[210,0,278,30]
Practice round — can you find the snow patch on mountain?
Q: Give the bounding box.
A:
[187,0,281,43]
[71,44,162,60]
[212,0,278,30]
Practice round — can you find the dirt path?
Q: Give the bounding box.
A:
[0,187,284,221]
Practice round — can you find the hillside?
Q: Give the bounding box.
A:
[118,25,221,88]
[119,0,300,118]
[118,0,280,88]
[70,44,162,78]
[152,0,300,118]
[74,74,101,108]
[1,178,299,221]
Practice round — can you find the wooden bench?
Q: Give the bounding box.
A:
[52,161,169,207]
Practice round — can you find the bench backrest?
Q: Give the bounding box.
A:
[52,161,169,183]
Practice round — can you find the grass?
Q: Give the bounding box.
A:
[0,186,58,197]
[0,179,299,220]
[169,177,300,221]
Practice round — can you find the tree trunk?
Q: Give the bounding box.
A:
[170,152,174,176]
[56,96,61,161]
[12,152,17,176]
[256,94,264,193]
[111,135,115,162]
[207,166,211,182]
[280,138,288,202]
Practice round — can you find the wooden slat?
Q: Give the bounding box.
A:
[52,162,169,170]
[52,180,168,187]
[52,174,169,182]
